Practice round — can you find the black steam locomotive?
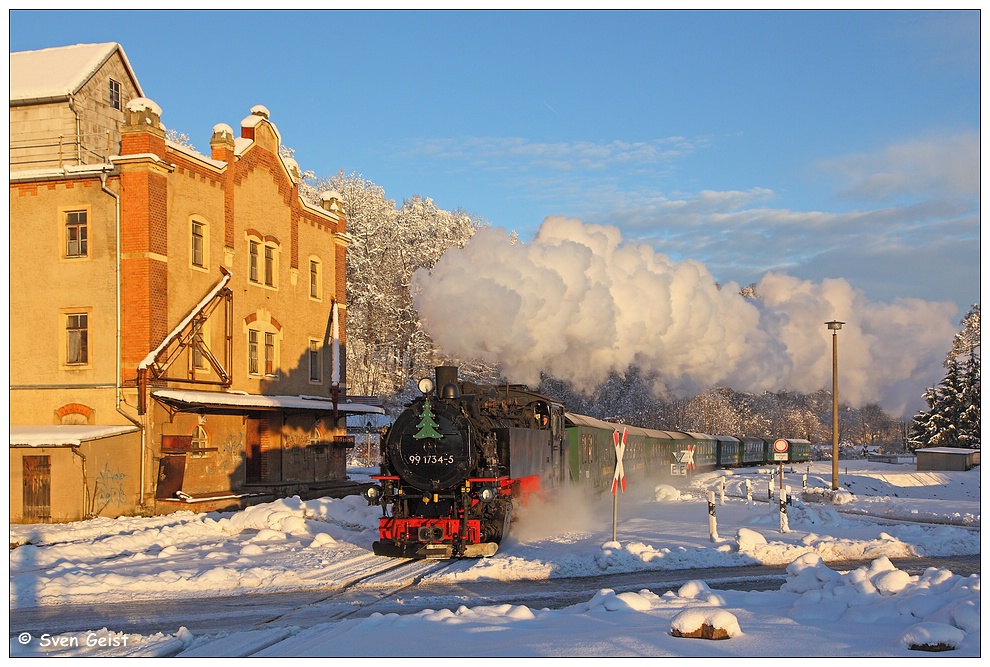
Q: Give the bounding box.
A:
[364,366,811,559]
[366,366,566,558]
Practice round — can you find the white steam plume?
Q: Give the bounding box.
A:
[411,217,957,416]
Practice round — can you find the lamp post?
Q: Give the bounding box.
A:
[826,320,844,490]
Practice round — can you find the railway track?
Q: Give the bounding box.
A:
[253,557,453,626]
[9,556,454,640]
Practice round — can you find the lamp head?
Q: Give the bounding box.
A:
[825,321,845,331]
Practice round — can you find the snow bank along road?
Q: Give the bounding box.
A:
[10,553,981,638]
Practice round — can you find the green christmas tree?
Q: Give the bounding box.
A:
[414,398,443,439]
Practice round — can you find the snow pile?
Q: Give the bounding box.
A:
[10,495,380,607]
[784,554,980,629]
[8,462,981,656]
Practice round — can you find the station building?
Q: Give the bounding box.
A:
[9,42,382,523]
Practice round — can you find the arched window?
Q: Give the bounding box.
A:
[191,425,209,458]
[245,313,282,378]
[247,232,279,288]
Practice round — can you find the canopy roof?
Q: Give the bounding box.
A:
[152,389,385,415]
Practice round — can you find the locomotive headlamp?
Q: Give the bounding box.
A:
[479,486,497,504]
[363,485,382,502]
[418,377,435,395]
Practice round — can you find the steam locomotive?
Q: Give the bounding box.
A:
[363,366,810,559]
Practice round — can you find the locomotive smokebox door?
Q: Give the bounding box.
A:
[389,399,474,492]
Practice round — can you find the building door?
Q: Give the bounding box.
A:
[23,456,51,522]
[156,456,186,499]
[246,417,263,482]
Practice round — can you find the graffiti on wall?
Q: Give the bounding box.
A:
[92,462,127,513]
[221,432,243,463]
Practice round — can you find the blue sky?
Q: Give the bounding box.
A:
[9,9,980,319]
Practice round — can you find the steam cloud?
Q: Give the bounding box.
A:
[411,217,957,416]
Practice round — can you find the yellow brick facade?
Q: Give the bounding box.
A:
[9,43,380,523]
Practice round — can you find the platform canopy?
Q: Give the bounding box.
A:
[151,389,384,416]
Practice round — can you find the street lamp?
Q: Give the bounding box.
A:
[826,320,844,490]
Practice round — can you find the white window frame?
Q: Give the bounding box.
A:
[191,219,208,270]
[190,425,210,458]
[248,235,279,289]
[61,309,92,368]
[309,257,322,301]
[109,78,121,110]
[247,325,280,378]
[308,338,322,384]
[64,209,89,259]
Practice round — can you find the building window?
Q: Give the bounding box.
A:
[264,246,275,286]
[249,240,260,283]
[191,220,205,268]
[65,211,88,258]
[109,79,121,110]
[248,329,259,375]
[309,258,321,300]
[191,425,209,458]
[264,332,276,375]
[66,313,89,365]
[309,339,321,383]
[248,328,278,377]
[248,238,278,287]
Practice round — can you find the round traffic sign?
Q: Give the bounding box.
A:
[773,439,789,453]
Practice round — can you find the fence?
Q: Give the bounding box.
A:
[9,132,116,170]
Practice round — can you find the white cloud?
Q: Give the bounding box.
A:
[412,217,957,416]
[816,132,979,202]
[400,135,710,172]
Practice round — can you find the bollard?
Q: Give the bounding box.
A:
[802,473,807,491]
[708,491,718,542]
[768,479,774,513]
[786,484,792,506]
[779,489,789,533]
[746,479,752,507]
[719,477,725,505]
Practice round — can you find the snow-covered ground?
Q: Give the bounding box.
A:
[9,460,982,657]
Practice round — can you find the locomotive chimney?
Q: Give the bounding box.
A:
[435,366,460,398]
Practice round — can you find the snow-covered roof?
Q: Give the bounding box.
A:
[917,447,979,455]
[152,389,385,415]
[9,42,143,104]
[10,425,140,447]
[8,163,115,182]
[165,140,226,170]
[564,412,692,441]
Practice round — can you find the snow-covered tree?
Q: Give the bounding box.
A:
[299,171,484,396]
[947,304,980,364]
[684,388,741,435]
[910,305,981,450]
[958,352,980,448]
[909,353,980,450]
